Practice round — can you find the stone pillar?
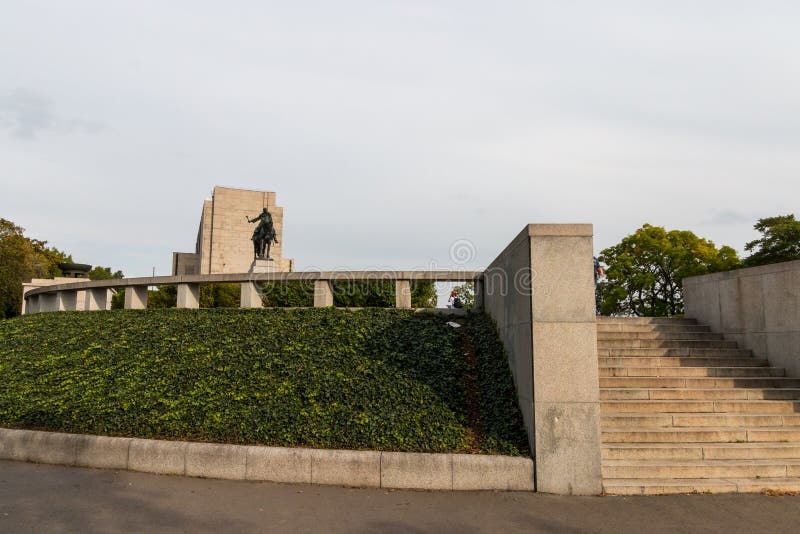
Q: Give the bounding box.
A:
[85,288,112,311]
[75,290,87,311]
[474,277,484,310]
[240,282,263,308]
[56,291,78,311]
[483,224,601,495]
[529,225,601,494]
[26,294,39,314]
[39,292,58,313]
[314,280,334,307]
[125,286,149,310]
[176,283,200,309]
[395,280,412,309]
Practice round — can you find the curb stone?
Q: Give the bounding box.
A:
[0,428,534,491]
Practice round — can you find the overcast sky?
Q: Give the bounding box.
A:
[2,1,798,284]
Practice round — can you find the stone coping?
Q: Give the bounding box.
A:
[684,259,800,286]
[25,270,484,297]
[0,428,534,492]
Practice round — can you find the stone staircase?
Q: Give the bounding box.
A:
[598,317,800,495]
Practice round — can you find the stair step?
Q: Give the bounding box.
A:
[602,400,800,414]
[602,413,800,428]
[603,477,800,495]
[597,324,711,333]
[603,443,800,461]
[602,458,800,480]
[599,357,766,368]
[599,348,753,357]
[602,427,800,443]
[599,367,784,378]
[596,317,697,325]
[598,332,724,341]
[600,388,800,401]
[600,377,800,389]
[598,339,739,349]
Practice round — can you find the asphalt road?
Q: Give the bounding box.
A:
[1,460,799,533]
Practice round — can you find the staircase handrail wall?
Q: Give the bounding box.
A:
[684,259,800,378]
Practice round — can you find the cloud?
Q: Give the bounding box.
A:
[699,210,753,226]
[0,88,105,139]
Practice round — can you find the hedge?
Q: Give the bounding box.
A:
[0,308,529,455]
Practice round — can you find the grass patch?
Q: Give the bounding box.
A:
[0,308,528,456]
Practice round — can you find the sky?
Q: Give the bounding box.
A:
[2,1,799,298]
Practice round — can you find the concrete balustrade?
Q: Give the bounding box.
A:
[395,280,411,309]
[23,271,481,314]
[176,283,200,309]
[314,280,334,307]
[124,286,148,310]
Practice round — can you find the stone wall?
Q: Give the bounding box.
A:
[684,260,800,378]
[481,224,602,495]
[172,252,200,275]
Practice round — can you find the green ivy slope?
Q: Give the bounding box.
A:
[0,309,528,456]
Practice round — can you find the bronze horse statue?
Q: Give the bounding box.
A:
[247,208,279,260]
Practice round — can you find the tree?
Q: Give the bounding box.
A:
[743,214,800,267]
[148,285,177,308]
[200,283,240,308]
[88,266,124,280]
[598,224,740,317]
[0,218,71,318]
[261,282,314,307]
[452,282,474,309]
[411,281,437,308]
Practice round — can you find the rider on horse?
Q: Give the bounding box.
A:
[247,208,279,259]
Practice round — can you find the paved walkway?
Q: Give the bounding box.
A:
[2,460,800,533]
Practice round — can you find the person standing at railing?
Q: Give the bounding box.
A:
[594,257,605,316]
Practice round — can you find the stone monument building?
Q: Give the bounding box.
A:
[172,186,294,275]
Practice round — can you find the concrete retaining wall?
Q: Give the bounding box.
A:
[0,428,533,492]
[481,224,602,495]
[684,260,800,378]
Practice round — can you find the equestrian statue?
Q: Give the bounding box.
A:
[246,208,279,260]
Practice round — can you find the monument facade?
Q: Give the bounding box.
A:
[172,186,294,275]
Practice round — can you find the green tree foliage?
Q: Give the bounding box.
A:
[0,218,71,318]
[88,266,124,280]
[148,285,177,308]
[200,283,240,308]
[743,214,800,267]
[333,280,395,307]
[411,281,437,308]
[261,282,314,307]
[452,282,475,309]
[598,224,740,317]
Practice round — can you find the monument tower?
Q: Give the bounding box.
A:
[172,186,294,275]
